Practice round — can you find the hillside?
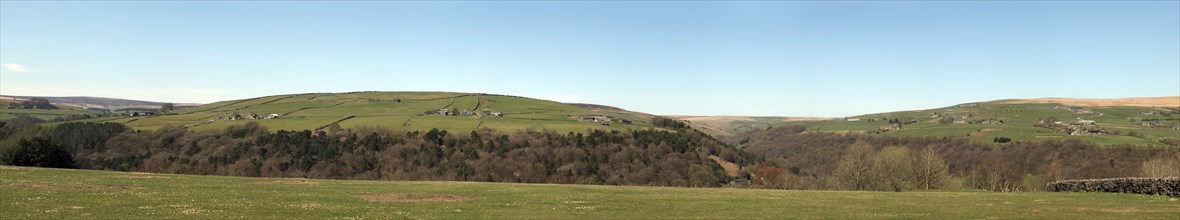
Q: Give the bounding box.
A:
[2,166,1175,219]
[0,95,197,110]
[100,92,658,133]
[0,93,750,189]
[0,95,198,122]
[1,93,1177,196]
[6,93,1177,146]
[0,99,105,121]
[987,97,1180,108]
[771,97,1180,146]
[671,116,832,137]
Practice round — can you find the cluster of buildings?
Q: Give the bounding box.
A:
[433,108,503,117]
[1037,118,1105,136]
[1139,109,1180,116]
[125,111,155,117]
[1135,120,1180,130]
[221,112,281,121]
[577,115,632,126]
[931,112,1003,125]
[834,117,861,122]
[367,98,401,103]
[1136,109,1180,130]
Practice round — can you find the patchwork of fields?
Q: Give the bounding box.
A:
[1,166,1176,219]
[0,100,105,121]
[7,94,1179,146]
[702,102,1180,146]
[56,92,656,134]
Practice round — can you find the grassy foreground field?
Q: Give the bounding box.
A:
[1,166,1177,219]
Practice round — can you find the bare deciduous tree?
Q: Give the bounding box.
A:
[1140,154,1180,177]
[875,146,913,191]
[911,147,949,190]
[833,141,878,191]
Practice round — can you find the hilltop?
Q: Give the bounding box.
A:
[986,97,1180,108]
[91,91,658,134]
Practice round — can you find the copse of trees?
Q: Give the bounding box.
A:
[48,114,96,122]
[49,122,127,153]
[731,125,1173,192]
[1,119,1169,192]
[652,116,689,129]
[159,103,174,114]
[0,137,74,168]
[832,141,878,190]
[0,122,748,188]
[828,145,951,192]
[1,114,46,129]
[7,98,57,110]
[874,146,916,192]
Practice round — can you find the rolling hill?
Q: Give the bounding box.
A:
[1,93,1177,210]
[0,95,200,121]
[5,93,1178,146]
[0,95,197,110]
[89,92,659,134]
[767,97,1180,146]
[986,97,1180,108]
[0,98,104,121]
[671,116,832,137]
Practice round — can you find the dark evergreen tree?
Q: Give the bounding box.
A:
[2,137,74,168]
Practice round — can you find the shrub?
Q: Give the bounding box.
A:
[1141,155,1180,177]
[993,137,1011,143]
[1,137,74,168]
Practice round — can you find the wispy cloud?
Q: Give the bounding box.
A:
[0,63,29,72]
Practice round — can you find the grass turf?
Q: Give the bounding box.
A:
[1,166,1176,219]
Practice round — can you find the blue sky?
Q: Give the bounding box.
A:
[1,1,1177,117]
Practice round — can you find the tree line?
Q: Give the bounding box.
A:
[2,120,1174,191]
[730,125,1179,192]
[6,98,57,110]
[0,122,750,187]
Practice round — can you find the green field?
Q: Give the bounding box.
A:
[777,103,1180,147]
[104,92,656,134]
[0,100,105,121]
[1,166,1176,219]
[7,93,1178,146]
